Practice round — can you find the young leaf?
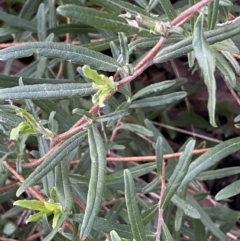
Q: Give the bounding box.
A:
[0,42,122,72]
[124,169,148,241]
[14,200,51,212]
[110,230,122,241]
[193,14,217,127]
[215,179,240,200]
[43,160,74,241]
[80,124,106,240]
[160,139,195,210]
[82,65,116,107]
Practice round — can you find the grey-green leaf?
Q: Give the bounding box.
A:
[16,130,87,196]
[130,91,187,108]
[193,14,217,127]
[131,80,176,100]
[80,124,106,240]
[0,42,122,72]
[119,123,153,137]
[171,194,200,219]
[179,136,240,189]
[215,179,240,200]
[0,83,96,100]
[124,169,148,241]
[57,5,152,37]
[160,139,195,210]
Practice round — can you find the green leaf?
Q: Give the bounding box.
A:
[131,80,176,100]
[0,73,72,88]
[156,136,163,175]
[37,3,47,41]
[10,122,39,140]
[162,222,174,241]
[208,0,219,30]
[72,213,133,239]
[14,200,50,212]
[90,0,152,17]
[0,10,36,32]
[110,230,122,241]
[215,179,240,200]
[187,194,228,241]
[43,160,73,240]
[80,124,106,240]
[0,83,96,100]
[158,0,177,21]
[130,91,187,108]
[82,65,116,107]
[16,130,87,196]
[119,123,153,137]
[193,14,217,127]
[107,163,156,184]
[196,166,240,180]
[124,169,148,241]
[160,139,195,210]
[171,194,200,219]
[26,211,50,224]
[96,109,129,123]
[214,50,236,87]
[57,5,153,37]
[0,42,122,72]
[154,17,240,64]
[179,136,240,189]
[119,32,129,65]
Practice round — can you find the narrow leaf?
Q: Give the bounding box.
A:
[156,136,163,175]
[80,124,106,240]
[208,0,219,30]
[160,139,195,209]
[131,80,176,100]
[196,166,240,180]
[16,130,87,196]
[90,0,152,17]
[179,136,240,189]
[187,194,228,241]
[43,160,73,241]
[193,14,217,127]
[171,194,200,219]
[215,50,236,87]
[0,83,96,100]
[14,200,49,212]
[215,179,240,200]
[57,5,152,37]
[119,123,153,137]
[130,91,187,108]
[158,0,177,21]
[0,42,122,72]
[124,169,148,241]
